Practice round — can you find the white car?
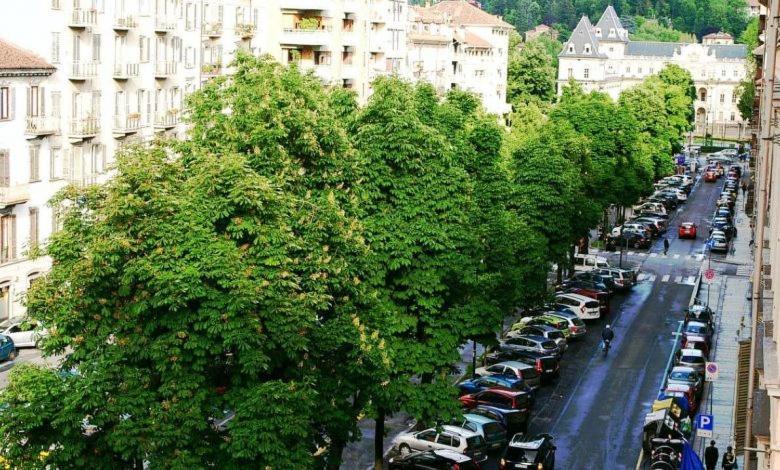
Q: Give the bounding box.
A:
[392,425,487,462]
[611,223,647,237]
[0,320,46,348]
[573,254,610,272]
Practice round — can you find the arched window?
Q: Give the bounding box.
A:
[699,88,707,102]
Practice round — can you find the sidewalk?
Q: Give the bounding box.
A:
[693,180,753,465]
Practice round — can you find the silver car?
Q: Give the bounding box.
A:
[709,232,728,252]
[677,348,706,374]
[392,425,487,462]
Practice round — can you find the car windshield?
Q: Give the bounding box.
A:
[541,341,557,350]
[548,331,564,340]
[483,422,504,436]
[505,446,539,461]
[681,355,704,364]
[670,371,695,381]
[585,301,599,308]
[572,318,586,327]
[686,325,706,334]
[466,435,486,450]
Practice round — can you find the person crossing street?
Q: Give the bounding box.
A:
[663,237,670,256]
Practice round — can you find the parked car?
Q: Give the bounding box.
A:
[512,314,571,339]
[459,388,533,418]
[500,433,556,470]
[392,426,488,462]
[457,375,536,396]
[667,366,704,397]
[470,405,528,435]
[389,449,480,470]
[596,267,635,290]
[482,351,559,383]
[572,271,616,293]
[683,321,713,344]
[0,334,17,362]
[607,230,651,250]
[708,232,729,253]
[678,222,697,239]
[681,335,710,358]
[561,287,609,316]
[573,254,610,272]
[704,170,718,182]
[676,348,706,375]
[474,361,542,389]
[560,279,609,293]
[0,320,45,348]
[511,325,567,353]
[685,305,714,325]
[554,293,600,320]
[499,335,561,359]
[611,223,648,237]
[633,216,667,234]
[661,384,699,415]
[545,311,588,339]
[452,413,508,451]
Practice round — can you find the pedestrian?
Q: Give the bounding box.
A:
[663,238,670,256]
[741,182,747,195]
[705,440,719,470]
[722,446,737,469]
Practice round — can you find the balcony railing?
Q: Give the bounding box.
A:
[69,61,98,80]
[0,184,30,209]
[113,114,142,134]
[69,8,98,28]
[25,116,59,136]
[113,15,137,30]
[113,62,139,80]
[281,26,332,46]
[236,23,255,39]
[203,21,223,37]
[154,112,180,130]
[154,16,176,33]
[154,61,177,78]
[69,116,100,138]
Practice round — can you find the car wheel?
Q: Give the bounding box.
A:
[8,349,18,360]
[398,444,411,456]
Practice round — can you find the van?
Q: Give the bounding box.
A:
[554,293,601,320]
[573,254,610,272]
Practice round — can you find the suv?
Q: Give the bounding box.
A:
[452,414,508,451]
[459,388,533,416]
[475,361,542,389]
[470,405,528,435]
[511,325,567,353]
[0,334,18,362]
[392,426,487,463]
[545,310,588,339]
[555,293,601,320]
[573,254,610,272]
[499,335,561,358]
[501,433,556,469]
[596,267,635,290]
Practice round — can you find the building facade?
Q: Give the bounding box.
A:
[557,6,749,139]
[742,1,780,469]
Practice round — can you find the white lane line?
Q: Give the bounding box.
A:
[637,273,648,281]
[662,274,671,282]
[684,276,696,285]
[674,275,683,283]
[650,253,658,258]
[627,251,635,256]
[673,254,680,259]
[696,254,705,260]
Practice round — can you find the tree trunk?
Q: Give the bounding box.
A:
[556,262,563,284]
[374,409,385,470]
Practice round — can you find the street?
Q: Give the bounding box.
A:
[0,347,55,389]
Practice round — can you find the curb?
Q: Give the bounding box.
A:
[0,360,16,373]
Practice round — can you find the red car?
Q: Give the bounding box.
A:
[459,387,532,413]
[678,222,697,239]
[703,170,717,182]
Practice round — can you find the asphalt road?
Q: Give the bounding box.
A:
[0,347,53,388]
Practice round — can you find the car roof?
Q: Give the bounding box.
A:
[681,222,695,227]
[555,292,591,303]
[671,366,696,374]
[687,321,708,328]
[546,311,577,321]
[441,425,480,438]
[495,360,533,370]
[463,413,500,425]
[508,434,547,449]
[521,324,557,332]
[432,449,472,462]
[518,334,550,343]
[680,348,704,357]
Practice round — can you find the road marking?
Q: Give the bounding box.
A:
[696,254,705,261]
[662,274,671,282]
[684,276,696,285]
[637,273,647,281]
[673,254,680,259]
[627,251,635,256]
[650,253,658,258]
[674,275,683,283]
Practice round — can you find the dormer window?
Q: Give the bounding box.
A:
[568,44,574,53]
[584,45,591,54]
[595,28,602,36]
[609,28,616,37]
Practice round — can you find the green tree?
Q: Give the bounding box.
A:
[508,37,560,106]
[737,77,756,121]
[630,16,696,42]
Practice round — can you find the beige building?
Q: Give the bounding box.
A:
[558,6,749,139]
[525,24,558,42]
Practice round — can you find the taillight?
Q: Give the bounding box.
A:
[581,306,586,314]
[535,359,543,373]
[570,326,578,333]
[453,465,460,470]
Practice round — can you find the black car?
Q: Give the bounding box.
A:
[388,449,479,469]
[501,433,556,470]
[572,271,616,292]
[470,405,528,435]
[485,349,559,383]
[606,231,651,250]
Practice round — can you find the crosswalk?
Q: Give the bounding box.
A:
[736,265,753,277]
[636,273,698,285]
[590,249,705,261]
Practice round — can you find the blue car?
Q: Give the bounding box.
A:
[450,413,508,451]
[0,334,18,362]
[458,375,535,399]
[469,404,529,434]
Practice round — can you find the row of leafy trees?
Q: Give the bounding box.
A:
[473,0,750,40]
[0,54,694,469]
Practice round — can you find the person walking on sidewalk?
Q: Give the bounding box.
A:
[663,238,670,256]
[705,440,719,470]
[722,446,737,469]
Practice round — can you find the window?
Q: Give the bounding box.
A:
[52,0,61,8]
[732,93,737,103]
[720,93,725,103]
[185,2,196,30]
[650,68,654,74]
[27,86,43,117]
[437,434,453,447]
[418,431,437,442]
[0,87,11,120]
[583,68,590,79]
[0,215,17,263]
[568,45,574,53]
[638,67,643,74]
[51,32,60,63]
[730,112,736,121]
[51,91,60,118]
[584,45,591,54]
[0,150,8,187]
[50,147,63,180]
[567,68,573,78]
[29,145,40,182]
[139,35,150,62]
[29,208,38,247]
[609,47,614,52]
[92,34,101,62]
[626,66,631,73]
[721,69,726,77]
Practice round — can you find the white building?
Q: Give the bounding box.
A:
[558,6,749,139]
[0,40,60,322]
[407,0,512,116]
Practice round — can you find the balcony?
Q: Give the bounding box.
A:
[278,0,330,9]
[69,61,98,81]
[24,116,59,137]
[154,16,176,33]
[236,23,255,39]
[69,8,98,28]
[0,184,30,210]
[113,15,137,31]
[154,61,177,79]
[113,62,139,80]
[201,62,222,77]
[281,26,332,46]
[154,111,180,130]
[203,21,223,38]
[113,114,142,136]
[69,117,100,139]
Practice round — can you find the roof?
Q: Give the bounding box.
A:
[424,0,514,29]
[441,425,480,438]
[708,44,747,59]
[410,5,447,24]
[704,31,733,39]
[461,31,492,48]
[560,16,606,58]
[625,41,682,57]
[463,413,502,424]
[0,38,55,76]
[595,5,628,43]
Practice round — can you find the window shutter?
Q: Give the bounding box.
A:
[29,208,38,247]
[63,148,71,180]
[9,87,15,120]
[26,87,31,117]
[0,151,8,187]
[11,215,17,260]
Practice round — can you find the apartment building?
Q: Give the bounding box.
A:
[742,1,780,469]
[408,0,512,116]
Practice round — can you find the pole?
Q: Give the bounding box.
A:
[472,340,477,379]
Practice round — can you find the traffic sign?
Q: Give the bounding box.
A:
[705,362,719,382]
[704,268,716,283]
[697,414,714,437]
